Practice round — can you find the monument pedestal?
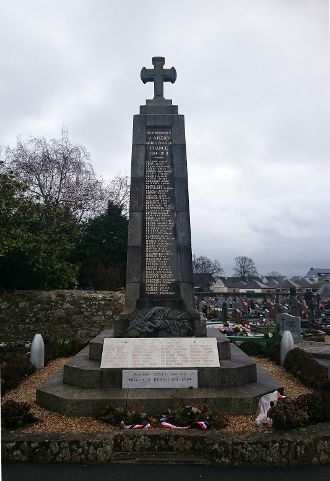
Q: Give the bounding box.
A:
[36,329,282,416]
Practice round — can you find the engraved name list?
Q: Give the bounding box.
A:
[145,128,176,296]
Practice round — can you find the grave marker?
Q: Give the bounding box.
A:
[276,313,301,342]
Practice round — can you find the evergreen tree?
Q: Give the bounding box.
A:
[0,169,80,289]
[73,202,128,290]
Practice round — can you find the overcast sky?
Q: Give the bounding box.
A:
[1,0,329,276]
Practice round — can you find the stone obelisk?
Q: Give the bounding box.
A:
[114,57,204,338]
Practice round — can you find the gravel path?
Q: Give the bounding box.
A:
[2,355,313,433]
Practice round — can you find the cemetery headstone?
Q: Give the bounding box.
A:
[30,333,44,369]
[235,299,244,312]
[217,295,226,307]
[280,330,294,365]
[276,312,301,342]
[289,296,301,317]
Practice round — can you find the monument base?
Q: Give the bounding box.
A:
[36,330,282,416]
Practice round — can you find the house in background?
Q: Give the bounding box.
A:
[209,275,319,295]
[193,272,215,292]
[306,268,330,281]
[317,284,330,298]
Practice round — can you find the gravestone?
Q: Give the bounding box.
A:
[217,295,226,307]
[275,303,288,319]
[114,56,203,338]
[235,299,244,312]
[30,333,44,370]
[276,312,301,342]
[280,330,294,365]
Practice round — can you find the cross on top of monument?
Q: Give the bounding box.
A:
[141,57,177,100]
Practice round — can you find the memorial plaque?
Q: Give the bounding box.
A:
[122,369,198,388]
[101,338,220,368]
[145,128,176,296]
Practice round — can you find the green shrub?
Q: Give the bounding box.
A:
[269,393,330,430]
[163,401,209,425]
[262,324,281,355]
[99,405,147,426]
[295,392,330,423]
[239,341,263,356]
[1,357,36,395]
[98,402,230,429]
[163,400,229,429]
[283,348,329,390]
[44,339,59,363]
[44,337,86,363]
[268,398,309,430]
[268,342,281,365]
[2,400,38,429]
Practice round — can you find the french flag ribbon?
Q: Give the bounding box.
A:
[160,421,190,430]
[120,421,152,429]
[195,421,209,431]
[160,419,209,430]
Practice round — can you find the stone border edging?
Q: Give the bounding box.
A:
[2,422,330,467]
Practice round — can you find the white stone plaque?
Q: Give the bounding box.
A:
[100,338,220,369]
[122,369,198,388]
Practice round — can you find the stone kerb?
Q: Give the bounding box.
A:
[3,423,330,466]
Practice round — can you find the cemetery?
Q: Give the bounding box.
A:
[2,57,330,468]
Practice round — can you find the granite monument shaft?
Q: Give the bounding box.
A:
[114,56,203,337]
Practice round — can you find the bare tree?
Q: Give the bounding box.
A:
[192,255,224,291]
[3,129,109,222]
[106,172,130,217]
[192,255,224,278]
[267,270,283,277]
[233,256,258,280]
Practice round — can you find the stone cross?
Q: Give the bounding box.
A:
[141,56,177,99]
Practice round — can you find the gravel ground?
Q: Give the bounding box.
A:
[2,355,314,433]
[250,356,314,398]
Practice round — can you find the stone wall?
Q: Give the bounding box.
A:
[0,290,124,358]
[2,424,330,466]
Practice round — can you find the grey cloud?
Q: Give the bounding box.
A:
[1,0,329,275]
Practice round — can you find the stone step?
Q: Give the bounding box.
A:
[63,343,256,389]
[63,347,101,388]
[89,329,113,361]
[37,365,282,416]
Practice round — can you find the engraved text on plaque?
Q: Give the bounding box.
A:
[145,128,176,296]
[122,369,198,388]
[101,338,220,368]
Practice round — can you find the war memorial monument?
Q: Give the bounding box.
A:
[37,57,281,415]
